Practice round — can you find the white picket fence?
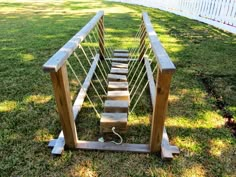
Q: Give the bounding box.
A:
[111,0,236,34]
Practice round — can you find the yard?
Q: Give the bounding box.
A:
[0,0,235,176]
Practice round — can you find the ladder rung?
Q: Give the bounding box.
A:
[100,112,127,133]
[113,49,129,53]
[113,53,129,58]
[104,100,129,113]
[108,81,128,91]
[110,68,128,75]
[112,62,128,69]
[107,90,130,103]
[111,58,128,63]
[108,74,127,82]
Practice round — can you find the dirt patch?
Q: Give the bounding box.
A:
[199,73,235,137]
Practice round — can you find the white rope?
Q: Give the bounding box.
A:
[111,127,123,145]
[85,36,109,78]
[66,60,101,118]
[73,52,104,104]
[92,26,112,67]
[130,81,149,113]
[130,64,158,105]
[88,31,110,73]
[96,22,113,59]
[130,56,155,95]
[128,45,150,85]
[128,41,149,78]
[77,46,108,93]
[129,24,143,59]
[129,48,152,85]
[129,25,146,62]
[94,25,112,63]
[103,26,115,57]
[128,24,144,63]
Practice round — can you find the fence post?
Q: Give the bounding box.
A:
[150,70,173,152]
[50,63,78,148]
[138,21,147,60]
[98,15,105,60]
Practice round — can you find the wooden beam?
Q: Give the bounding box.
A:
[150,70,173,152]
[142,12,176,73]
[144,58,179,159]
[43,11,104,72]
[50,63,78,149]
[76,141,150,153]
[50,54,99,155]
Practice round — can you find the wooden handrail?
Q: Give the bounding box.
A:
[43,10,104,72]
[142,12,176,73]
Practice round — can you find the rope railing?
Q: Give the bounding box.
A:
[128,12,177,155]
[42,11,110,154]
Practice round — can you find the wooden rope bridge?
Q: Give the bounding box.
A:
[43,11,180,160]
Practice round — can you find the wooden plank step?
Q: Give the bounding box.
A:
[107,90,130,103]
[110,68,128,75]
[112,62,128,69]
[113,53,129,58]
[113,49,129,53]
[104,100,129,113]
[111,58,128,63]
[100,113,127,133]
[108,74,127,82]
[108,81,128,91]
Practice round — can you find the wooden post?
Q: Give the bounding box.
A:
[50,63,78,148]
[98,15,105,60]
[150,70,173,152]
[138,22,146,60]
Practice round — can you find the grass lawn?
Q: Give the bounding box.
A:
[0,0,235,176]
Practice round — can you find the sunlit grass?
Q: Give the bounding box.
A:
[0,0,235,176]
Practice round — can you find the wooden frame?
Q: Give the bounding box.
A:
[44,11,179,159]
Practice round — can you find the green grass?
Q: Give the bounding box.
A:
[0,0,235,176]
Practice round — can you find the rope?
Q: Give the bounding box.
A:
[88,30,110,73]
[96,22,113,59]
[73,52,104,104]
[129,25,146,63]
[111,127,123,145]
[79,44,108,92]
[66,60,101,118]
[128,24,144,63]
[92,26,111,66]
[130,56,155,95]
[130,64,158,111]
[85,36,109,78]
[103,26,115,57]
[131,63,157,102]
[128,45,150,86]
[130,81,149,113]
[94,25,112,63]
[128,40,149,78]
